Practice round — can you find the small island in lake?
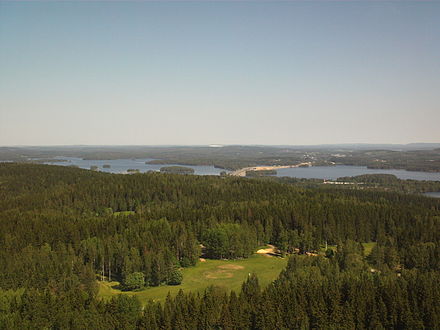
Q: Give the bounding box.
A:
[103,164,111,168]
[160,166,195,174]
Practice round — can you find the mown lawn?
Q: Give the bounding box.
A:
[98,253,287,304]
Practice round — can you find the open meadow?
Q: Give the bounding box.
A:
[98,252,287,304]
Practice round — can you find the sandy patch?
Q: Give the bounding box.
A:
[203,264,244,279]
[204,270,234,279]
[257,244,275,255]
[217,264,244,270]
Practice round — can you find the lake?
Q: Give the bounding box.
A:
[44,158,440,181]
[423,192,440,198]
[276,165,440,181]
[45,157,227,176]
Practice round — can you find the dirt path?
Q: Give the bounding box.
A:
[256,244,277,256]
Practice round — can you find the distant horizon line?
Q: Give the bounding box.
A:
[2,142,440,148]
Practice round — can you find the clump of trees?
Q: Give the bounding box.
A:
[122,268,183,290]
[202,223,257,259]
[123,272,144,290]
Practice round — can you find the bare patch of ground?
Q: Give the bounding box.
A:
[204,271,234,279]
[218,264,244,270]
[203,264,244,279]
[257,244,280,257]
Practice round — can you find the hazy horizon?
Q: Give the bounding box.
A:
[1,1,440,145]
[2,142,440,148]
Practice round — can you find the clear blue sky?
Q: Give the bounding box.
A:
[1,1,439,145]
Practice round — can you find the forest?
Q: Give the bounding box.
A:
[160,166,195,175]
[0,163,439,329]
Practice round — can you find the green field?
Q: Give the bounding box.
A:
[113,210,136,216]
[362,242,377,257]
[98,253,287,304]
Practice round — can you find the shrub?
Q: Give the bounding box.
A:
[167,269,183,285]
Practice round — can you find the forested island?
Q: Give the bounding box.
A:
[0,163,439,328]
[159,166,195,175]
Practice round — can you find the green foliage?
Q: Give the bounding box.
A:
[159,166,195,174]
[123,272,145,291]
[0,163,439,328]
[245,169,277,177]
[167,269,183,285]
[325,248,335,258]
[203,223,257,259]
[98,254,287,303]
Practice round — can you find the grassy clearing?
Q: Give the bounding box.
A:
[362,242,377,257]
[98,253,287,304]
[113,211,136,216]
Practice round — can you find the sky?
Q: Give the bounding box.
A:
[1,1,439,146]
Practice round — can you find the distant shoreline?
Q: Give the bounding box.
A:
[229,162,313,177]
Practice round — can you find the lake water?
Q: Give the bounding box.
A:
[276,165,440,181]
[43,158,440,181]
[45,157,228,176]
[423,192,440,198]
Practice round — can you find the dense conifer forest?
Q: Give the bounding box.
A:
[0,163,439,329]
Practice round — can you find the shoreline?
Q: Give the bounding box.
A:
[229,162,313,177]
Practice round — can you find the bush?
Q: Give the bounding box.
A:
[167,269,183,285]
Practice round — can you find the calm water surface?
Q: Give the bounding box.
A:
[46,157,227,175]
[423,192,440,198]
[276,165,440,181]
[44,158,440,181]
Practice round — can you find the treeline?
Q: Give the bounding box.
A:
[331,149,440,173]
[159,166,195,174]
[336,174,440,193]
[0,163,440,328]
[245,169,277,177]
[259,174,440,195]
